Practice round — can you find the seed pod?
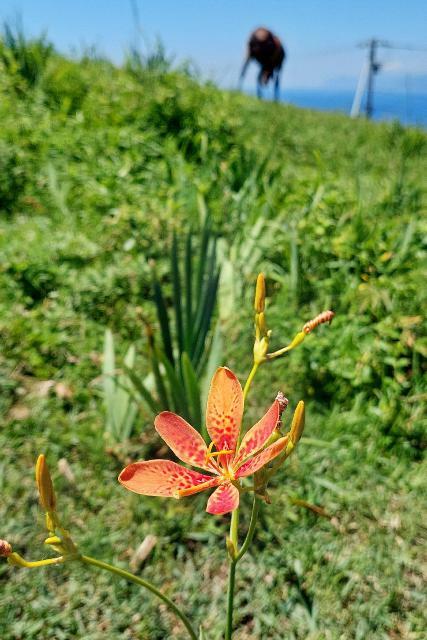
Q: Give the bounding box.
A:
[254,273,266,313]
[35,454,57,512]
[0,540,12,557]
[303,310,335,334]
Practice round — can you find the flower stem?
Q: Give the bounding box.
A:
[225,361,262,639]
[81,555,198,640]
[225,559,237,640]
[236,495,260,561]
[242,362,259,403]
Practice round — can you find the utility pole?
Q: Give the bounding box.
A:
[351,38,387,119]
[365,39,381,118]
[351,39,427,120]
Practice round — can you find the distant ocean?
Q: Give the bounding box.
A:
[270,89,427,128]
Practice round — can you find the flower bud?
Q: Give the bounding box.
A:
[0,540,12,557]
[290,401,305,445]
[35,454,57,512]
[254,273,266,313]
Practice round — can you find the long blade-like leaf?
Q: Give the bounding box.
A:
[149,343,170,409]
[152,271,174,366]
[200,321,224,409]
[171,232,184,355]
[193,269,220,370]
[192,238,219,365]
[156,347,187,415]
[124,366,161,415]
[194,216,210,319]
[114,344,136,441]
[184,230,193,350]
[103,328,116,436]
[181,352,202,429]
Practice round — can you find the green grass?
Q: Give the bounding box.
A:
[0,40,426,639]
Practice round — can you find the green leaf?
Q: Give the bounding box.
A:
[152,271,174,366]
[171,231,184,354]
[102,328,116,436]
[149,344,170,409]
[125,366,161,415]
[201,320,223,410]
[181,352,202,428]
[184,230,193,350]
[156,347,186,415]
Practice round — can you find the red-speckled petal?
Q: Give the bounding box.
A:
[206,482,240,515]
[155,411,209,469]
[206,367,243,452]
[235,400,280,465]
[235,436,289,478]
[118,460,214,497]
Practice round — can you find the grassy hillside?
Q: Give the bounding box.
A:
[0,39,426,640]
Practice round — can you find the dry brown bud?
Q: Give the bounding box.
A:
[275,391,289,417]
[303,310,335,334]
[0,540,12,557]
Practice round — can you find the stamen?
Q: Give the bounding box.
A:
[207,449,234,458]
[175,478,218,498]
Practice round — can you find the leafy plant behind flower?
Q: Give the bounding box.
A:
[105,216,221,440]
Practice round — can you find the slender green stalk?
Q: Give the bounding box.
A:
[225,560,237,640]
[225,360,261,639]
[242,362,259,403]
[236,496,260,561]
[81,555,197,640]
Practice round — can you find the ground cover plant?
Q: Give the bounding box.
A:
[0,29,426,639]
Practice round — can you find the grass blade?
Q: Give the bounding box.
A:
[156,347,187,415]
[152,270,174,366]
[103,328,117,437]
[171,231,184,354]
[184,230,193,350]
[124,366,162,415]
[194,216,211,317]
[181,352,202,428]
[149,342,170,409]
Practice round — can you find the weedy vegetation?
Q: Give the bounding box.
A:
[0,24,426,640]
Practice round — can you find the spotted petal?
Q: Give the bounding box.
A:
[235,436,289,478]
[155,411,209,469]
[118,460,214,497]
[235,400,280,465]
[206,481,240,515]
[206,367,243,452]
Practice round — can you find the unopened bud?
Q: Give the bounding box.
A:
[254,273,266,313]
[290,401,305,445]
[0,540,12,557]
[35,454,57,512]
[287,331,306,350]
[257,311,266,335]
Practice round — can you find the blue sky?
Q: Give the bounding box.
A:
[1,0,427,91]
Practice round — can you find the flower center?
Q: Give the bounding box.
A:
[205,442,235,478]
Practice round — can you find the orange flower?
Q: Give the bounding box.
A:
[119,367,289,515]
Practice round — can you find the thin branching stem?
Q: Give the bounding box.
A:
[81,555,198,640]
